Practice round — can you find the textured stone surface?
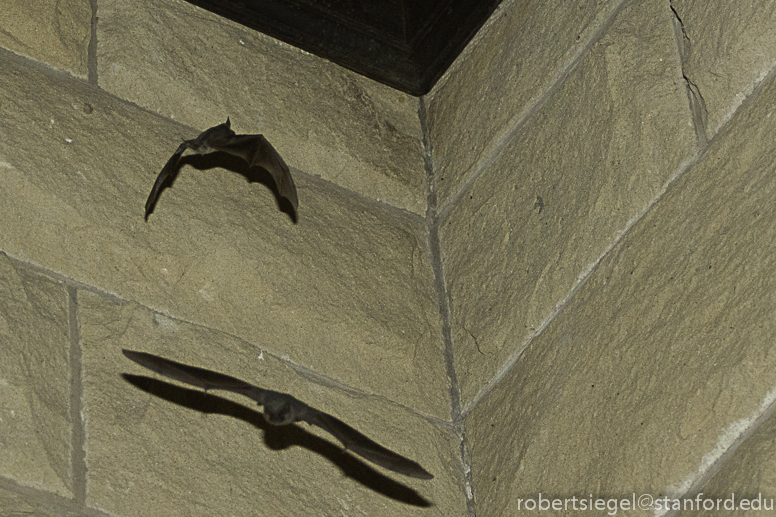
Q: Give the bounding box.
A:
[441,0,696,405]
[97,0,426,214]
[0,0,91,78]
[79,292,463,516]
[674,410,776,515]
[425,0,625,209]
[0,485,82,516]
[0,51,447,417]
[466,59,776,516]
[672,0,776,141]
[2,0,773,511]
[0,254,71,496]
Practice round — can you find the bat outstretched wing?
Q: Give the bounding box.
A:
[122,349,433,479]
[301,407,434,479]
[144,143,189,220]
[122,349,267,405]
[144,119,298,219]
[213,134,299,212]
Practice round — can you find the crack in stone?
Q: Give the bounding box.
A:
[463,324,486,356]
[670,2,709,146]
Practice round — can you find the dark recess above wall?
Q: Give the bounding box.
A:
[183,0,503,96]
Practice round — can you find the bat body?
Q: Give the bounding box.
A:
[145,118,298,219]
[123,349,433,480]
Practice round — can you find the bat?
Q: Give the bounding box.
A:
[122,349,433,480]
[145,118,298,219]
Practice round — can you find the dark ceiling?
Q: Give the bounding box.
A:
[184,0,503,96]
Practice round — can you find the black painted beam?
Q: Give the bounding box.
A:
[183,0,503,96]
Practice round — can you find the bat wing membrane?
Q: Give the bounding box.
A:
[144,121,298,219]
[215,134,299,211]
[123,350,433,479]
[145,143,189,219]
[122,350,266,405]
[302,408,434,479]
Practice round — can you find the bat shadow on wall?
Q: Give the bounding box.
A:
[122,374,431,506]
[159,152,298,223]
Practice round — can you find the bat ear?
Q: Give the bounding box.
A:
[225,117,231,128]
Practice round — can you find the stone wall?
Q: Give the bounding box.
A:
[0,0,457,514]
[1,0,775,515]
[427,0,776,514]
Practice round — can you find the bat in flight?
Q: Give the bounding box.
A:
[123,349,433,480]
[144,118,298,219]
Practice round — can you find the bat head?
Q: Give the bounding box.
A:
[262,392,298,425]
[187,118,236,154]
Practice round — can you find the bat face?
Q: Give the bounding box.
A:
[262,391,302,425]
[123,349,433,480]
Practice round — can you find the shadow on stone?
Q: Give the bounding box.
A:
[146,152,297,223]
[122,374,432,506]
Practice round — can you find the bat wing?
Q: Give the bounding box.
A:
[299,405,434,479]
[123,349,433,479]
[212,134,299,212]
[144,142,190,220]
[122,349,266,405]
